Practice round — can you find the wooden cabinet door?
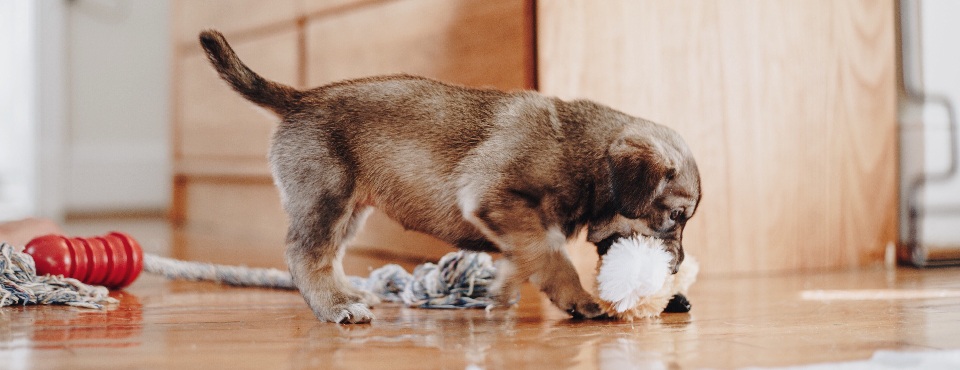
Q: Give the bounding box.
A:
[538,0,897,275]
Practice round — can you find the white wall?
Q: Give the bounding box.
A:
[919,0,960,247]
[0,0,169,221]
[0,0,38,220]
[64,0,171,213]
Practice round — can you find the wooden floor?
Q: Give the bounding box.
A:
[3,219,960,369]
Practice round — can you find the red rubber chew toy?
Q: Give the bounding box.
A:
[23,232,144,289]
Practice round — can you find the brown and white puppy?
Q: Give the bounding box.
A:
[198,30,701,324]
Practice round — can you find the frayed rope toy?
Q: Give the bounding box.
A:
[1,232,696,319]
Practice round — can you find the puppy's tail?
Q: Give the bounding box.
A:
[198,30,302,116]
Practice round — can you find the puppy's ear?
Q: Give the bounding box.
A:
[608,135,677,218]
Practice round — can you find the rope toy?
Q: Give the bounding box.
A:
[1,232,696,318]
[0,233,497,310]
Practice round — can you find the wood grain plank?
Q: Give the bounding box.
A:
[304,0,534,89]
[834,0,898,266]
[538,0,897,275]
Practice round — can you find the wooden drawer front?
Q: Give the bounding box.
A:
[305,0,534,89]
[174,179,288,268]
[181,180,288,243]
[172,0,300,45]
[177,29,299,160]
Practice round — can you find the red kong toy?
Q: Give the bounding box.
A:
[23,232,144,289]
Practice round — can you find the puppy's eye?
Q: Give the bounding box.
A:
[669,209,683,221]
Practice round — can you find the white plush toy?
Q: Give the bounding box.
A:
[596,235,699,320]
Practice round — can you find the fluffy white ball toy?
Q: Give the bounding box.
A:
[596,235,699,320]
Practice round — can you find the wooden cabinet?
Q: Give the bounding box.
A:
[170,0,534,270]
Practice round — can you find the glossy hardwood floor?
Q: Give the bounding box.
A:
[2,218,960,369]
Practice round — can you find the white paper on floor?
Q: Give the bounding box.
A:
[743,349,960,370]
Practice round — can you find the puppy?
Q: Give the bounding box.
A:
[198,30,701,324]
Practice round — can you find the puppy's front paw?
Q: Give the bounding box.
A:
[547,287,606,319]
[489,275,520,308]
[490,286,520,308]
[566,300,606,320]
[315,302,375,324]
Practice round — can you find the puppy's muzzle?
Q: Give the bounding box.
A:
[663,239,684,275]
[595,235,683,274]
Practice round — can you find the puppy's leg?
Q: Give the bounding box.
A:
[278,156,375,323]
[529,249,603,318]
[338,206,381,307]
[284,198,375,324]
[459,189,603,318]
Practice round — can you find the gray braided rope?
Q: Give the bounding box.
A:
[145,251,499,308]
[2,242,500,310]
[143,254,296,289]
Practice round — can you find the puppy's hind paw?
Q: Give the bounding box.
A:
[317,303,375,324]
